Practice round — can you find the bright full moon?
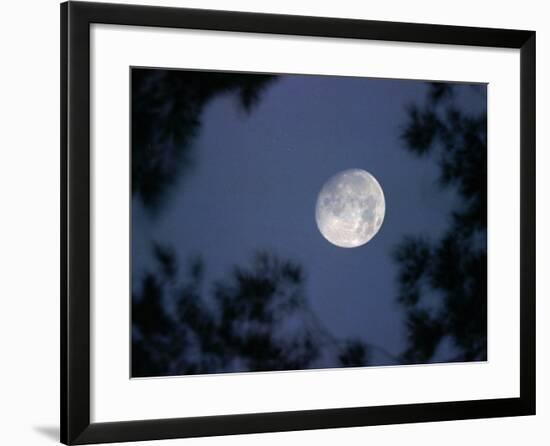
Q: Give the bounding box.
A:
[315,169,385,248]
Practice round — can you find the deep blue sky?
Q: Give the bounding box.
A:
[132,73,485,359]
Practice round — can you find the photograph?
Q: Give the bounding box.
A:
[130,68,488,378]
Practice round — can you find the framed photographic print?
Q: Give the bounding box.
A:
[61,1,536,444]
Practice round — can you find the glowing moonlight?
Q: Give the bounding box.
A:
[315,169,385,248]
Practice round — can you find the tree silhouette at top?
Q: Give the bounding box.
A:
[394,83,487,363]
[132,68,277,211]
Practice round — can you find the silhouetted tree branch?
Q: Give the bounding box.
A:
[132,247,377,377]
[395,82,487,363]
[132,69,277,211]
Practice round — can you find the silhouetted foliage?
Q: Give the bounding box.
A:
[395,82,487,363]
[132,248,373,377]
[132,69,277,211]
[339,340,369,367]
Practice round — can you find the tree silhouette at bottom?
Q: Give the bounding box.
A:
[132,246,379,377]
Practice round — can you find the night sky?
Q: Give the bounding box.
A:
[131,70,487,376]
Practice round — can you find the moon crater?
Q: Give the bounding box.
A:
[315,169,385,248]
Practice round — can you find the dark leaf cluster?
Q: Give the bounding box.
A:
[132,69,277,210]
[132,248,371,377]
[395,82,487,363]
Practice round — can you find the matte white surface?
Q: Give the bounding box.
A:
[1,1,547,446]
[90,20,520,423]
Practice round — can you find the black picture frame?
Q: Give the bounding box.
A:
[61,1,536,444]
